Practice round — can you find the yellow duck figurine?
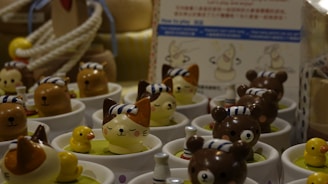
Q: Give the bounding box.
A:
[304,137,328,167]
[56,151,83,182]
[70,125,95,153]
[307,172,328,184]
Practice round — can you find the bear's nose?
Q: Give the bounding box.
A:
[42,96,47,101]
[84,80,89,85]
[119,128,124,133]
[8,117,14,122]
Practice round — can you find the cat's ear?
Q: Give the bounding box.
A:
[103,98,117,126]
[186,64,199,86]
[162,64,173,80]
[162,77,173,95]
[137,80,150,101]
[129,97,150,128]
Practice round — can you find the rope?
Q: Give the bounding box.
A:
[0,0,32,17]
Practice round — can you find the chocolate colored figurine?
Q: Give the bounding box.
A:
[0,95,27,141]
[102,97,151,154]
[0,126,60,184]
[304,137,328,167]
[211,105,261,161]
[162,64,199,105]
[77,62,109,97]
[70,125,95,153]
[136,77,176,126]
[0,61,34,95]
[246,70,287,101]
[34,76,72,117]
[186,136,250,184]
[236,85,278,133]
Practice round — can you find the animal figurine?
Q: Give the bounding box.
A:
[0,61,34,95]
[246,70,287,101]
[236,85,278,133]
[307,172,328,184]
[77,62,109,97]
[304,137,328,167]
[0,95,27,141]
[102,97,151,154]
[162,64,199,105]
[186,136,251,184]
[211,105,261,161]
[34,76,72,117]
[56,151,83,183]
[70,125,95,153]
[136,77,176,126]
[0,128,60,184]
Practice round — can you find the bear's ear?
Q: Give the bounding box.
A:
[237,84,249,97]
[275,71,288,83]
[262,89,278,103]
[79,62,85,67]
[211,106,227,123]
[248,104,262,119]
[246,70,257,82]
[186,135,204,154]
[102,98,117,126]
[136,80,150,101]
[230,140,252,161]
[162,64,173,80]
[101,61,108,68]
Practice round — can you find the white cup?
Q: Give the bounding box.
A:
[68,82,122,127]
[162,136,280,184]
[28,99,85,140]
[128,168,258,184]
[51,129,162,184]
[124,91,209,121]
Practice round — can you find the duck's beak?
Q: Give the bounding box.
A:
[320,144,328,153]
[87,132,95,140]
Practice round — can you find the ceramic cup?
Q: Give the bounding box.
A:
[28,99,86,140]
[285,178,307,184]
[124,91,209,120]
[92,109,190,145]
[0,160,115,184]
[68,82,122,127]
[191,114,292,154]
[51,129,162,184]
[281,142,317,183]
[0,120,50,157]
[162,136,280,184]
[127,167,258,184]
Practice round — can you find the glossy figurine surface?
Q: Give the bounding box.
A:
[136,77,176,126]
[8,37,32,62]
[246,70,287,101]
[56,151,83,183]
[211,105,261,161]
[162,64,199,105]
[34,76,72,117]
[0,127,60,184]
[304,137,328,167]
[186,136,250,184]
[236,85,278,133]
[102,97,151,154]
[0,95,27,142]
[70,125,95,153]
[0,61,34,95]
[77,62,109,97]
[307,172,328,184]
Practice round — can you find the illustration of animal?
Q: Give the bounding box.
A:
[70,125,95,153]
[162,64,199,105]
[211,105,261,161]
[102,97,150,154]
[0,61,34,95]
[56,151,83,183]
[0,95,27,141]
[136,77,176,126]
[236,85,278,133]
[34,76,72,117]
[307,172,328,184]
[0,130,60,184]
[246,70,287,101]
[304,137,328,167]
[186,136,251,184]
[77,62,109,97]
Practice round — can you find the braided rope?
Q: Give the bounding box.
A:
[0,0,32,17]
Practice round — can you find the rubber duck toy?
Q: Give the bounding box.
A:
[307,172,328,184]
[70,125,95,153]
[304,137,328,167]
[56,151,83,183]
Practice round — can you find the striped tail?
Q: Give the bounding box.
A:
[167,68,190,77]
[226,106,251,116]
[203,139,232,152]
[0,95,24,105]
[37,76,65,86]
[245,88,268,97]
[258,71,276,78]
[146,83,171,94]
[79,62,103,70]
[108,104,138,115]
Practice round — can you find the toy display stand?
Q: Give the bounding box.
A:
[0,0,116,83]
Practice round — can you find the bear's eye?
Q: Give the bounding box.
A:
[230,130,236,136]
[197,170,214,184]
[11,79,15,83]
[240,130,254,143]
